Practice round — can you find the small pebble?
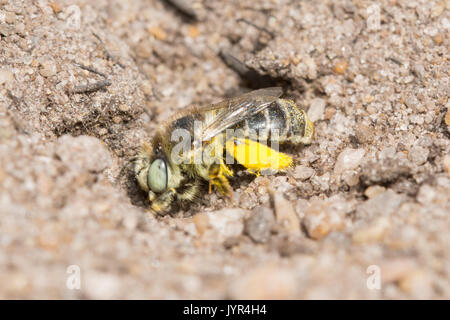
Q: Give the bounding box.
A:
[416,184,436,205]
[4,11,16,24]
[307,98,326,122]
[272,193,300,235]
[405,95,419,110]
[364,185,386,199]
[301,196,348,240]
[39,60,57,78]
[0,68,14,85]
[148,26,167,41]
[292,165,315,181]
[0,24,15,36]
[188,26,200,38]
[408,146,429,166]
[445,108,450,126]
[334,148,366,174]
[305,57,317,80]
[412,63,425,78]
[333,59,348,74]
[342,171,359,186]
[364,95,374,104]
[98,128,108,136]
[140,80,153,96]
[443,155,450,176]
[49,2,62,14]
[244,206,275,243]
[118,104,131,112]
[324,107,336,120]
[355,124,375,144]
[432,33,443,45]
[431,2,445,17]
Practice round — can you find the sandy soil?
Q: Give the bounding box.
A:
[0,0,449,299]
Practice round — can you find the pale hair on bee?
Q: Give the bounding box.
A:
[134,87,314,214]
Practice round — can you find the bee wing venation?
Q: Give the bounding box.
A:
[201,87,283,141]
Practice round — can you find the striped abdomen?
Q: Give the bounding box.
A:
[232,99,313,144]
[167,99,314,146]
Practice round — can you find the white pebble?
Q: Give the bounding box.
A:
[409,146,429,166]
[293,165,315,180]
[334,148,366,174]
[307,98,326,122]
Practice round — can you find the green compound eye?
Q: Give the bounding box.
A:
[147,158,168,193]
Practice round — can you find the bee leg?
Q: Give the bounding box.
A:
[220,162,233,177]
[208,164,232,198]
[247,168,261,177]
[210,176,232,198]
[150,188,176,215]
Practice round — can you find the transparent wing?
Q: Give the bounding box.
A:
[201,87,283,141]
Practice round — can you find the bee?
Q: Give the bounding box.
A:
[135,87,314,214]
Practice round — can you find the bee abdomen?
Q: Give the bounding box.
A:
[234,100,307,144]
[282,100,308,143]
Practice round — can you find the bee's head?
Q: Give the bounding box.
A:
[134,141,180,202]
